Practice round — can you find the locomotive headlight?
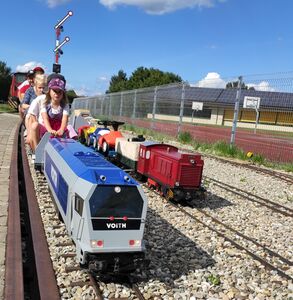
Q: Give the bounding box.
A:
[114,186,121,193]
[129,240,141,247]
[175,181,180,186]
[190,159,195,164]
[100,175,106,182]
[91,240,104,248]
[124,175,130,182]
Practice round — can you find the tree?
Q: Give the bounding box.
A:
[226,81,255,90]
[107,69,128,93]
[66,89,79,104]
[0,61,12,101]
[128,67,182,90]
[106,67,182,93]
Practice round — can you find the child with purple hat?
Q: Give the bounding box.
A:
[30,74,77,151]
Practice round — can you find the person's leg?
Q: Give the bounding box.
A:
[30,122,43,151]
[25,115,37,145]
[18,105,24,120]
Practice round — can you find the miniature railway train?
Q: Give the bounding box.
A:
[32,109,205,274]
[35,135,148,274]
[73,111,205,202]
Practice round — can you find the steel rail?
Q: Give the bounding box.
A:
[205,176,293,217]
[4,121,24,299]
[21,128,60,299]
[175,203,293,281]
[146,185,293,281]
[203,153,293,184]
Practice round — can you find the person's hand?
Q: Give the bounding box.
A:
[49,129,57,136]
[56,129,64,137]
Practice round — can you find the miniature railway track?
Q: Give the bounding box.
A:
[203,154,293,184]
[205,176,293,217]
[175,202,293,281]
[146,185,293,281]
[5,123,59,299]
[5,122,23,299]
[64,263,147,299]
[87,273,146,300]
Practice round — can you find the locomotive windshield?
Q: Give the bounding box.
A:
[89,185,143,218]
[15,73,27,84]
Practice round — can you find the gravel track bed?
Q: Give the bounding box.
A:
[26,144,292,299]
[201,158,293,262]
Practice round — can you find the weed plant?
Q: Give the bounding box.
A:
[178,131,192,144]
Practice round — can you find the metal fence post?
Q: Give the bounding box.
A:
[152,86,158,129]
[230,76,242,146]
[93,97,97,116]
[109,94,112,118]
[119,91,123,118]
[177,83,185,136]
[132,90,137,119]
[101,95,104,117]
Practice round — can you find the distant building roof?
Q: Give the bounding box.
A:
[182,86,293,110]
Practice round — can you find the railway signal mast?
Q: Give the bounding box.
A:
[53,11,73,73]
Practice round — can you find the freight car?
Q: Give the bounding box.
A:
[115,138,205,202]
[43,137,148,274]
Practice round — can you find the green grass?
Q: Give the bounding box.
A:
[0,103,16,113]
[121,124,293,173]
[178,131,192,144]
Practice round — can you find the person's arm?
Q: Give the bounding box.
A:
[19,92,25,101]
[56,105,69,136]
[41,110,56,135]
[19,84,29,101]
[56,114,68,136]
[21,89,31,110]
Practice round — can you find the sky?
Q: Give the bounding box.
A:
[1,0,293,95]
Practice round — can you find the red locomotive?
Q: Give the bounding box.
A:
[137,142,204,201]
[8,72,27,110]
[115,138,205,202]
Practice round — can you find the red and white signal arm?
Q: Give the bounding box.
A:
[243,96,261,109]
[192,102,203,111]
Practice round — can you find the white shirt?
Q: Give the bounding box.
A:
[27,95,46,123]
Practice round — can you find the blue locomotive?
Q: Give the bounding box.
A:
[43,138,148,274]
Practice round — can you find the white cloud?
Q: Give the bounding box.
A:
[16,61,46,73]
[193,72,226,88]
[98,76,108,81]
[99,0,220,15]
[47,0,71,8]
[246,81,275,92]
[73,85,103,97]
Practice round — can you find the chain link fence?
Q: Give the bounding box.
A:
[72,73,293,163]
